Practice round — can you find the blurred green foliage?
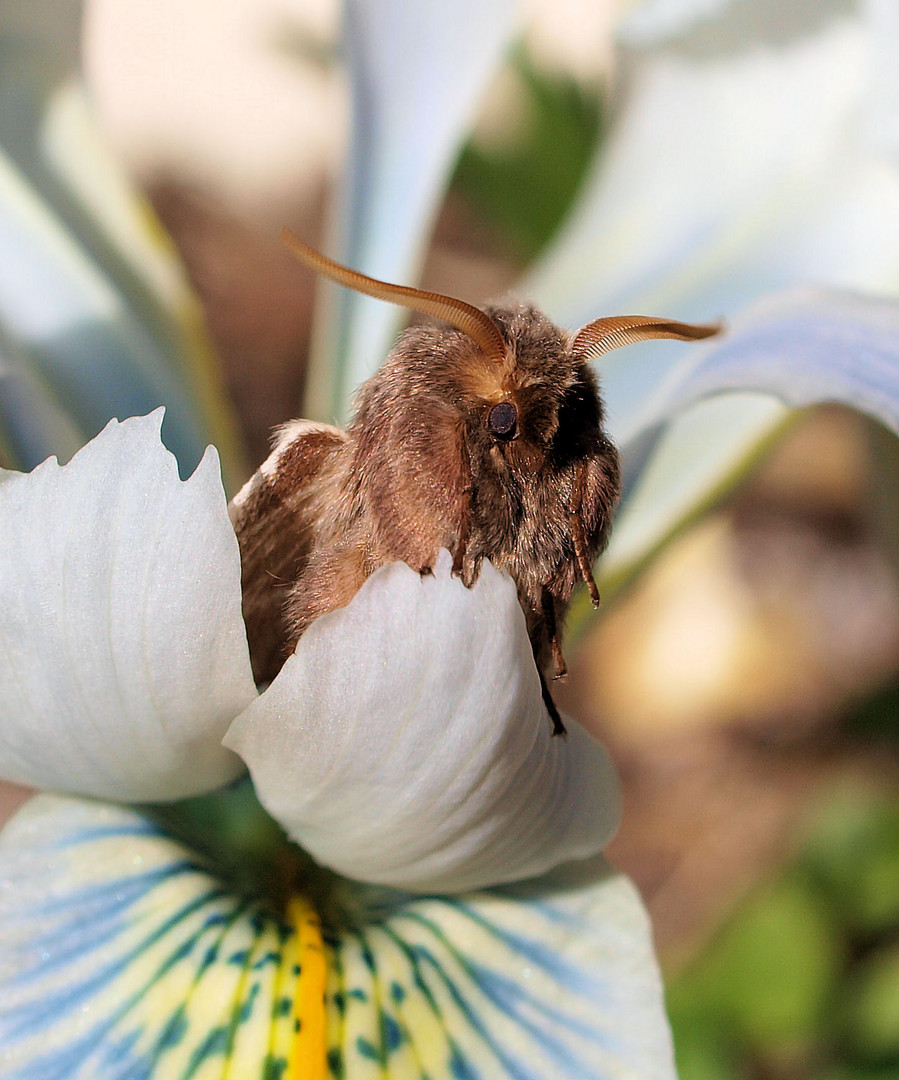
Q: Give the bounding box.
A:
[451,45,603,265]
[668,782,899,1080]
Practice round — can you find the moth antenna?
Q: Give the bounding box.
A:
[571,315,721,364]
[280,228,507,366]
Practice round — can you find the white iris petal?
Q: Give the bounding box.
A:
[225,550,621,892]
[0,410,256,800]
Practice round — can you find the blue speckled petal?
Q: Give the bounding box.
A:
[0,795,675,1080]
[0,795,303,1080]
[325,867,676,1080]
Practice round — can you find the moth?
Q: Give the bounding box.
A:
[230,230,719,733]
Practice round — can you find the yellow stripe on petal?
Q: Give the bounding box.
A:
[288,898,328,1080]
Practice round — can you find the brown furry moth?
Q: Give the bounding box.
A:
[230,230,719,734]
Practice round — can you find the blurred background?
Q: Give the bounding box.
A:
[4,0,899,1076]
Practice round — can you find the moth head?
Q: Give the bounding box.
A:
[280,229,720,459]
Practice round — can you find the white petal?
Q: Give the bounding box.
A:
[225,551,620,892]
[0,410,255,800]
[304,0,522,422]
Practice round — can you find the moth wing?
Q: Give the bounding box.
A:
[229,419,347,683]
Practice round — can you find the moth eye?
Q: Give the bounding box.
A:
[487,401,518,439]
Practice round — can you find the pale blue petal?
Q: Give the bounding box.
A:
[644,289,899,434]
[0,325,88,469]
[304,0,522,423]
[0,793,675,1080]
[600,290,899,588]
[601,392,790,588]
[0,140,209,473]
[521,0,899,594]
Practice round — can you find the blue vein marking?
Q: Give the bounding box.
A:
[21,858,202,920]
[52,821,162,848]
[1,884,234,1037]
[9,863,209,981]
[374,924,491,1080]
[407,907,607,1046]
[2,889,261,1080]
[387,910,606,1078]
[407,900,599,996]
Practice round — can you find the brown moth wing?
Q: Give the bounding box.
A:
[229,420,347,684]
[279,358,474,660]
[351,359,474,576]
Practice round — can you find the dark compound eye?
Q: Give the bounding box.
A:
[487,401,518,439]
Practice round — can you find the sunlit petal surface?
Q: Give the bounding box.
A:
[530,0,899,342]
[0,794,676,1080]
[0,411,255,800]
[305,0,521,422]
[226,551,620,893]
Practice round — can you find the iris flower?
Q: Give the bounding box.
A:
[2,1,899,1078]
[0,408,652,1078]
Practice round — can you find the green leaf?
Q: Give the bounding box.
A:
[668,1015,741,1080]
[801,785,899,935]
[841,945,899,1062]
[670,874,842,1049]
[451,45,603,263]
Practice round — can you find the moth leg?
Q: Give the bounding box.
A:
[539,670,567,737]
[570,464,601,608]
[453,485,471,577]
[455,439,477,583]
[570,512,600,608]
[541,587,567,679]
